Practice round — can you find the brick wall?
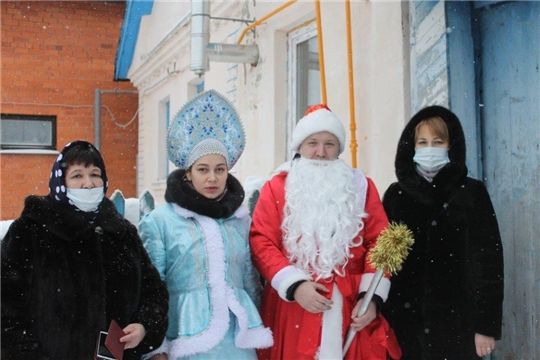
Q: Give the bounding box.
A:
[1,1,138,220]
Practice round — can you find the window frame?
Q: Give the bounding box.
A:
[0,113,57,151]
[287,21,319,157]
[157,99,171,181]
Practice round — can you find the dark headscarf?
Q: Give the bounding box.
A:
[164,169,244,219]
[394,105,468,205]
[49,140,108,221]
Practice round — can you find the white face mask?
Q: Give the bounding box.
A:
[66,187,104,212]
[413,147,450,172]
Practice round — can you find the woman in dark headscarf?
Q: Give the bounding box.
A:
[382,106,504,359]
[1,140,168,360]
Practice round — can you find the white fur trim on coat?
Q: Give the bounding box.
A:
[359,273,391,302]
[319,283,344,359]
[226,286,273,349]
[163,208,270,358]
[271,265,311,301]
[167,214,230,358]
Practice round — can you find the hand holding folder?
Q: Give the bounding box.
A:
[95,319,127,360]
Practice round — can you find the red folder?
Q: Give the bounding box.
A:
[105,319,126,360]
[94,319,126,360]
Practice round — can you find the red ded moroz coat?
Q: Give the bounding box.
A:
[249,171,402,360]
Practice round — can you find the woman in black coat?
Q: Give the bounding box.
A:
[1,140,168,360]
[382,106,504,360]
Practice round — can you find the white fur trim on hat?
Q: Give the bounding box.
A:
[291,108,346,153]
[187,139,229,169]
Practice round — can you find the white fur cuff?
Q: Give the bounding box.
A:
[359,273,391,302]
[271,265,310,301]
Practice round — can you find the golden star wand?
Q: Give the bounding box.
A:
[342,222,414,357]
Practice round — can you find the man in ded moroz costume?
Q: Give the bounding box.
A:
[250,104,401,360]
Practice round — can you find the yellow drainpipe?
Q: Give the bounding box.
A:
[314,0,327,105]
[345,0,358,168]
[237,0,298,45]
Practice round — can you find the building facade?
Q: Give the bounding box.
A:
[1,1,139,220]
[117,0,408,202]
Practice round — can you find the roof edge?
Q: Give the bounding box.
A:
[114,0,154,81]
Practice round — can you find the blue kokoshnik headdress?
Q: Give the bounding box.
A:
[167,90,246,170]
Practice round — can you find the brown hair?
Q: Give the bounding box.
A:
[415,116,449,143]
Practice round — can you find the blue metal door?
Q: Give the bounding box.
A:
[475,2,540,358]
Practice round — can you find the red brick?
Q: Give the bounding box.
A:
[1,1,137,220]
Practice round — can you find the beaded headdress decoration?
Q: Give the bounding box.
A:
[167,90,246,170]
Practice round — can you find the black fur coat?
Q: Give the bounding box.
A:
[1,196,168,360]
[382,106,504,360]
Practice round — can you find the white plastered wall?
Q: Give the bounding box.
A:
[128,0,409,204]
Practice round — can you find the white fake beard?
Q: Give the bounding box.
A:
[282,158,367,280]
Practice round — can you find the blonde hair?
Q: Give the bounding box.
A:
[415,116,449,143]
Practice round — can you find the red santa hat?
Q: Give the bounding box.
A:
[291,104,346,154]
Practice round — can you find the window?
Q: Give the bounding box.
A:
[188,79,205,100]
[1,114,57,150]
[287,22,321,155]
[158,99,170,180]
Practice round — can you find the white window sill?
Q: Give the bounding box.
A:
[0,149,60,155]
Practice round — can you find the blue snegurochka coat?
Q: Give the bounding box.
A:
[139,202,273,358]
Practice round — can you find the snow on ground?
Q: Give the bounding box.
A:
[1,220,14,241]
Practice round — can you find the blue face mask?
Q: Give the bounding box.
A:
[66,187,104,212]
[413,147,450,172]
